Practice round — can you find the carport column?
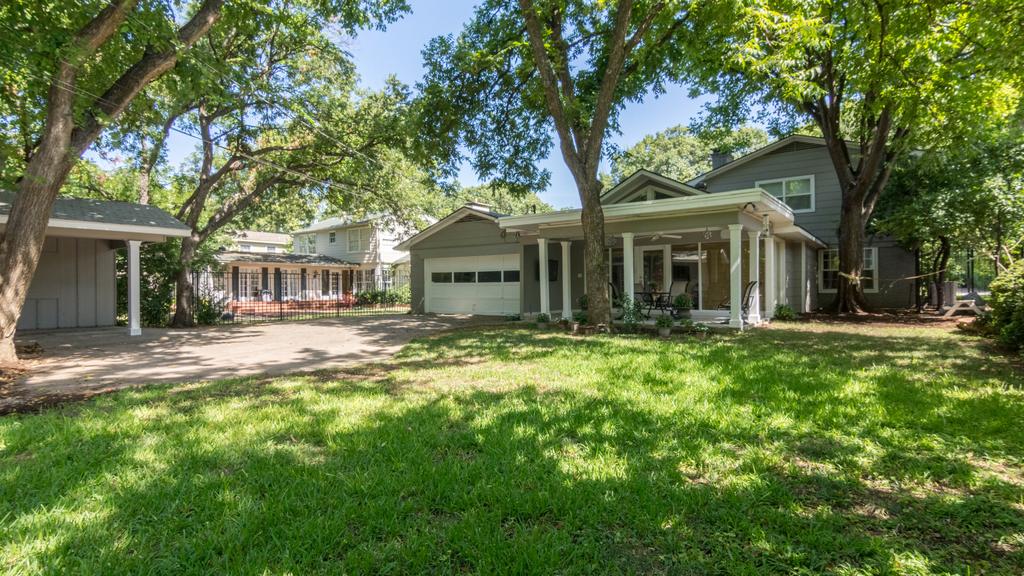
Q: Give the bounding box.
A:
[747,230,762,325]
[728,225,744,329]
[127,240,142,336]
[764,235,777,320]
[622,232,635,302]
[538,238,550,317]
[560,241,572,320]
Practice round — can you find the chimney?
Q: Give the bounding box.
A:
[710,150,733,170]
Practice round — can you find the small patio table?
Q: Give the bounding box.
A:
[635,291,671,318]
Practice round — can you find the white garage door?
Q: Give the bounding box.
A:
[425,254,520,315]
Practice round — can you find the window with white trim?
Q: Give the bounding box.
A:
[296,235,315,255]
[819,247,878,293]
[756,175,815,213]
[329,232,336,244]
[348,228,369,252]
[240,244,251,252]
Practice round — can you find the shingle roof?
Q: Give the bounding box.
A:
[0,191,189,232]
[232,230,291,244]
[293,215,375,234]
[214,251,356,267]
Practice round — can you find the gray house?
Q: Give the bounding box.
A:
[396,136,916,327]
[1,192,190,334]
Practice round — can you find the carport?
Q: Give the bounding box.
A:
[1,192,191,335]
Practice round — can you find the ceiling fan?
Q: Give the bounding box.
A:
[647,232,682,241]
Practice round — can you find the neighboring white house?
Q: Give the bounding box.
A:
[1,191,190,335]
[228,230,291,253]
[292,216,412,292]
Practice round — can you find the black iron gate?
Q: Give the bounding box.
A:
[190,268,410,324]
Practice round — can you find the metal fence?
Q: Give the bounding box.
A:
[191,268,410,324]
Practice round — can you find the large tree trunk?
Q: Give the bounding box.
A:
[0,61,83,365]
[832,194,870,314]
[170,236,199,327]
[580,180,610,327]
[0,158,77,365]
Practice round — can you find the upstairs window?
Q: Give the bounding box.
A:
[329,232,336,244]
[296,235,316,254]
[756,175,815,213]
[240,244,251,252]
[348,227,369,252]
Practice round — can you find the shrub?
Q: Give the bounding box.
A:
[619,297,644,332]
[577,293,588,310]
[655,314,674,328]
[535,312,550,324]
[193,296,222,325]
[677,319,710,334]
[673,293,693,310]
[573,310,589,324]
[356,286,411,306]
[773,304,798,321]
[989,260,1024,351]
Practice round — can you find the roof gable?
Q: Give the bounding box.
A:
[601,169,705,205]
[688,135,856,185]
[395,204,502,251]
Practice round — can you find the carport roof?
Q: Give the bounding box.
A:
[0,191,190,240]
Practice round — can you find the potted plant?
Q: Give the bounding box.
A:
[672,293,693,319]
[535,312,550,329]
[572,310,589,334]
[655,314,674,338]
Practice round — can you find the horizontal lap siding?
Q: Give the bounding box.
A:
[409,219,520,314]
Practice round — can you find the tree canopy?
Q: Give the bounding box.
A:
[604,125,767,185]
[417,0,715,324]
[688,0,1024,312]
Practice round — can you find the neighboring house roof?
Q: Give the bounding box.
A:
[0,190,190,239]
[395,203,505,251]
[687,134,857,185]
[214,251,357,267]
[293,215,375,234]
[232,230,291,245]
[601,169,705,203]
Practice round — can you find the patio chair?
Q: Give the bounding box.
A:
[607,282,625,320]
[716,281,759,319]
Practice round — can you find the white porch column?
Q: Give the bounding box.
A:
[764,235,777,319]
[622,233,635,302]
[747,230,762,325]
[127,240,142,336]
[538,238,550,316]
[800,244,809,313]
[776,238,787,306]
[560,240,572,319]
[662,244,672,292]
[728,225,744,328]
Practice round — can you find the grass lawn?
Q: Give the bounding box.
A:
[2,322,1023,574]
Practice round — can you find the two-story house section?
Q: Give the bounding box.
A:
[688,135,916,310]
[292,216,412,293]
[228,230,291,253]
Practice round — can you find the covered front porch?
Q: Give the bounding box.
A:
[500,188,825,329]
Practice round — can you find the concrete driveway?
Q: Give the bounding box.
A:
[4,314,487,413]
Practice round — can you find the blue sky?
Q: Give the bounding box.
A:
[159,0,713,210]
[346,0,711,208]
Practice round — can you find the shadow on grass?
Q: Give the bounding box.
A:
[1,324,1023,573]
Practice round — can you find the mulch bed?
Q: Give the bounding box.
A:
[799,309,970,329]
